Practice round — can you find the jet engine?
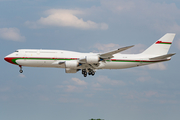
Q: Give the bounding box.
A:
[85,55,100,64]
[65,60,79,69]
[65,68,78,73]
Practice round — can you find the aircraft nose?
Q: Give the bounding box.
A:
[4,57,16,65]
[4,57,10,63]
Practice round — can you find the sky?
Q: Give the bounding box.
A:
[1,0,180,120]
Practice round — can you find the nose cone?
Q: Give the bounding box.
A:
[4,57,17,65]
[4,57,11,63]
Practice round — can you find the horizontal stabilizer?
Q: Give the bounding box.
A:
[100,45,134,59]
[149,53,176,60]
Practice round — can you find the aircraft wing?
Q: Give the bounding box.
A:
[149,53,176,60]
[52,45,134,69]
[99,45,134,59]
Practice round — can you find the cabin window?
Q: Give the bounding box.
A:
[40,51,57,53]
[25,51,37,53]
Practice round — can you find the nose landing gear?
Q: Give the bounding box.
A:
[19,65,23,73]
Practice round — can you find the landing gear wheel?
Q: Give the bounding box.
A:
[19,70,23,73]
[82,69,87,77]
[84,73,87,77]
[84,71,87,77]
[82,69,86,74]
[91,71,95,76]
[88,71,92,75]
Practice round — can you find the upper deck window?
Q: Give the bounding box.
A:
[25,51,37,53]
[40,51,57,53]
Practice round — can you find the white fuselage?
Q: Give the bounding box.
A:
[4,33,175,76]
[4,49,164,70]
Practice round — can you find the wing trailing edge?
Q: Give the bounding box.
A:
[100,45,134,59]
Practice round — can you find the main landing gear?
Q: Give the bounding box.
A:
[82,69,87,77]
[19,65,23,73]
[82,69,95,77]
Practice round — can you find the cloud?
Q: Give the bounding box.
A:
[159,100,179,104]
[25,9,108,30]
[100,0,180,34]
[0,87,10,92]
[177,39,180,50]
[144,91,158,97]
[92,83,101,88]
[101,0,135,12]
[97,75,126,86]
[39,95,49,101]
[18,74,26,78]
[123,90,159,101]
[154,22,180,33]
[0,96,8,101]
[65,85,85,92]
[65,85,77,92]
[56,78,87,93]
[92,43,120,52]
[136,76,151,82]
[122,44,146,54]
[86,94,94,97]
[0,28,25,41]
[71,78,87,86]
[120,90,179,104]
[36,85,47,90]
[58,97,83,103]
[146,63,167,70]
[92,43,146,54]
[56,85,64,89]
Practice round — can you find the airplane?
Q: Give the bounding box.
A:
[4,33,176,77]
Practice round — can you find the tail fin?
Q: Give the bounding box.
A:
[141,33,176,55]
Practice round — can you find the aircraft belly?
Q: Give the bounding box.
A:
[103,62,140,69]
[16,60,64,68]
[16,59,41,67]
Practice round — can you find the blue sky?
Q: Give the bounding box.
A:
[1,0,180,120]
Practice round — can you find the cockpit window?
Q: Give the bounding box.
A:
[15,50,19,52]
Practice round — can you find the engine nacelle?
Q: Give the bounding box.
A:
[65,68,78,73]
[65,60,79,69]
[85,55,99,64]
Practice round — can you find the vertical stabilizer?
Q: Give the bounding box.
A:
[141,33,175,55]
